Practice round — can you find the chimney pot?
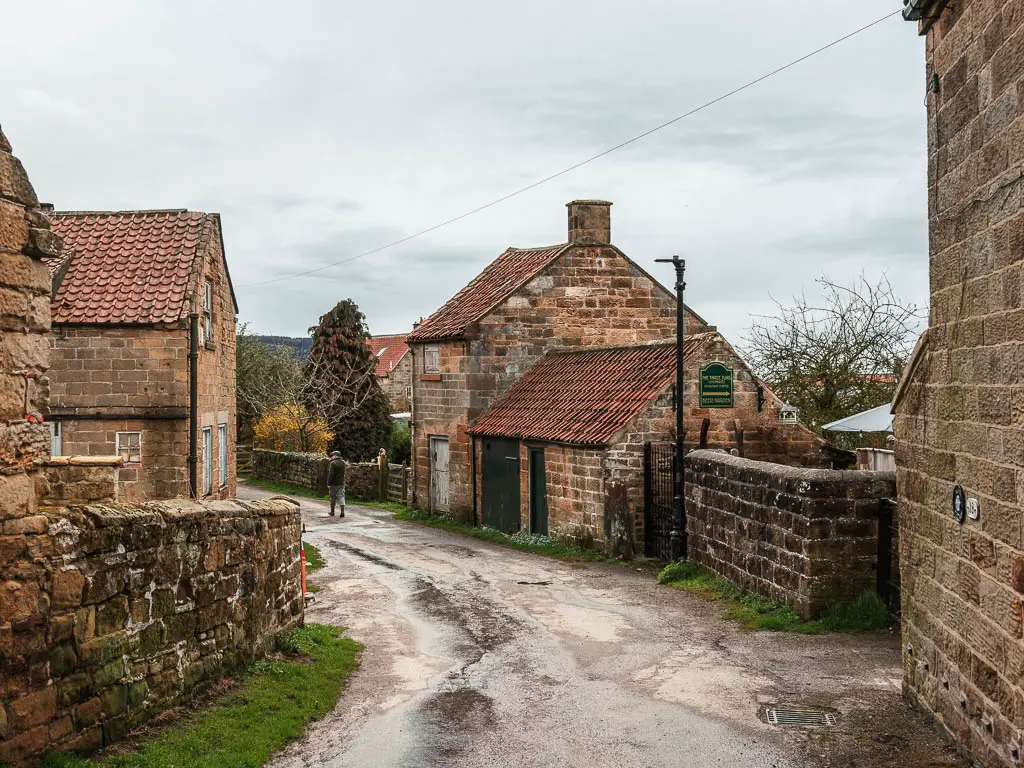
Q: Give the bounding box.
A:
[567,200,611,245]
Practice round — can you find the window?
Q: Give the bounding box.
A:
[424,344,440,374]
[48,421,62,458]
[202,427,213,495]
[203,280,214,345]
[116,432,142,465]
[218,424,228,487]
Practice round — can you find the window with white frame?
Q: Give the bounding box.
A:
[48,421,62,458]
[424,344,440,374]
[218,424,228,487]
[202,427,213,495]
[116,432,142,465]
[203,280,214,345]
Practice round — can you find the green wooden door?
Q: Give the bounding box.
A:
[529,449,548,535]
[482,438,521,533]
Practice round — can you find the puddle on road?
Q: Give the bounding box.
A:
[321,538,405,570]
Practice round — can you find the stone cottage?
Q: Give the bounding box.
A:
[45,209,238,502]
[407,200,822,545]
[895,2,1024,766]
[368,332,412,411]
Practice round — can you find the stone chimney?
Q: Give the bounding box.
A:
[567,200,611,245]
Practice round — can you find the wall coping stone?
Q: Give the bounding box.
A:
[41,455,124,468]
[41,497,299,526]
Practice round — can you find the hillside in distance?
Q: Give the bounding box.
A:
[254,335,312,359]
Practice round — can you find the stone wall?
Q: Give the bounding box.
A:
[379,352,412,412]
[685,450,896,619]
[0,497,302,765]
[895,2,1024,765]
[250,449,404,502]
[37,457,121,506]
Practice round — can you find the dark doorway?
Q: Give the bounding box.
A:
[482,438,520,533]
[528,448,548,535]
[643,441,676,559]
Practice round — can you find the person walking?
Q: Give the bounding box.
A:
[327,451,346,517]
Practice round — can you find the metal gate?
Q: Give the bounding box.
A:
[643,442,676,560]
[430,437,449,513]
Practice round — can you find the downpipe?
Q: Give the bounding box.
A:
[188,313,199,499]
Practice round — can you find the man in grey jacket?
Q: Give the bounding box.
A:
[327,451,346,517]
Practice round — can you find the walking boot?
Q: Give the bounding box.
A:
[338,506,345,518]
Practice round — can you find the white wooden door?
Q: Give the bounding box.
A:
[430,437,450,513]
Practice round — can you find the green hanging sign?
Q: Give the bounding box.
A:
[699,362,733,408]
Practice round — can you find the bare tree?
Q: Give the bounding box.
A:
[744,274,925,437]
[236,325,377,452]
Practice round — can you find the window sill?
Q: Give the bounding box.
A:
[420,373,442,381]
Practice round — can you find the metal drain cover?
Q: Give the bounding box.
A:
[765,706,838,727]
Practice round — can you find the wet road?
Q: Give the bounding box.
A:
[239,485,933,768]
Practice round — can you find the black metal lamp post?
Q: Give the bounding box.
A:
[655,255,688,561]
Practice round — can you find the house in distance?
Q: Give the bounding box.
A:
[45,208,238,502]
[406,200,821,551]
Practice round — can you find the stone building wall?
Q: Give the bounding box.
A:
[0,497,302,765]
[895,2,1024,765]
[379,353,412,412]
[194,226,237,500]
[410,219,704,520]
[515,441,605,543]
[686,450,895,619]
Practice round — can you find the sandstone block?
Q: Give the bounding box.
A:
[0,152,37,207]
[0,580,39,623]
[7,685,57,732]
[52,569,85,608]
[74,697,101,729]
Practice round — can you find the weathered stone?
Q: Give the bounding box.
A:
[96,596,129,635]
[0,580,39,623]
[7,686,57,732]
[0,151,37,206]
[74,697,101,728]
[52,568,85,608]
[100,684,127,717]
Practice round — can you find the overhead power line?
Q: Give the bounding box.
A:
[241,8,903,289]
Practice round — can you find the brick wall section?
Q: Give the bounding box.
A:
[50,327,189,502]
[685,450,895,619]
[0,497,302,765]
[37,458,121,506]
[517,442,605,543]
[379,353,412,412]
[895,2,1024,765]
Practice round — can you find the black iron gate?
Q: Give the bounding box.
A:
[643,442,676,560]
[877,497,901,614]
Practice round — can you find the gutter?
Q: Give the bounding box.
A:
[188,313,199,498]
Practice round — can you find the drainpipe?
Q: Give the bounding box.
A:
[471,434,478,526]
[188,313,199,498]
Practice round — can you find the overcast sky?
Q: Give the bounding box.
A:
[4,1,929,344]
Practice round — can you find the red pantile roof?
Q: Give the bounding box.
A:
[48,210,219,325]
[368,334,410,377]
[469,337,710,446]
[407,244,568,342]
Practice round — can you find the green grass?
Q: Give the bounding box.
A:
[39,624,361,768]
[395,507,607,562]
[657,561,893,634]
[302,541,325,573]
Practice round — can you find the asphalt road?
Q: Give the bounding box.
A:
[239,484,963,768]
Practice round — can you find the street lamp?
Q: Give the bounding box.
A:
[654,255,687,561]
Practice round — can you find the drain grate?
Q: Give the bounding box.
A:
[765,706,838,727]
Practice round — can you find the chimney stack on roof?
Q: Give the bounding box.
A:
[567,200,612,245]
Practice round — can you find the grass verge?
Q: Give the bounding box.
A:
[303,541,325,573]
[657,560,893,634]
[40,624,361,768]
[395,507,608,562]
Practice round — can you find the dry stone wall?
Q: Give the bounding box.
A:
[251,449,406,502]
[0,497,302,765]
[686,450,896,618]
